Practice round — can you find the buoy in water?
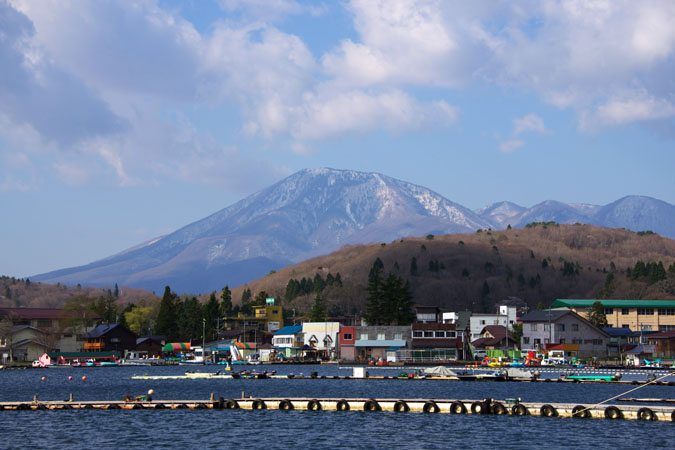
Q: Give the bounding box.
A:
[82,376,87,381]
[41,376,46,381]
[68,376,72,380]
[148,389,155,395]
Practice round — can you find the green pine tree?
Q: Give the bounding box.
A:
[155,286,179,341]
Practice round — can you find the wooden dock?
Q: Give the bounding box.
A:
[1,396,673,421]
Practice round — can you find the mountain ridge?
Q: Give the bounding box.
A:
[31,168,675,293]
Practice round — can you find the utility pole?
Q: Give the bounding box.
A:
[202,318,206,365]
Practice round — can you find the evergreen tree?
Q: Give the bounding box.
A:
[369,257,384,281]
[240,288,252,315]
[410,257,418,276]
[220,285,232,316]
[313,273,326,292]
[155,286,179,341]
[5,287,10,299]
[178,296,202,341]
[588,301,608,328]
[113,283,119,298]
[253,290,269,307]
[334,273,342,286]
[309,293,327,322]
[541,259,548,269]
[285,279,300,302]
[363,263,384,325]
[381,273,414,325]
[204,292,221,340]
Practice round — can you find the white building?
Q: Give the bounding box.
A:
[301,322,340,356]
[469,305,517,341]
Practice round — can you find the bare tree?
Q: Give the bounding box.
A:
[0,317,15,362]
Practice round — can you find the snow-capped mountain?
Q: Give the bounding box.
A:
[476,196,675,238]
[33,168,493,293]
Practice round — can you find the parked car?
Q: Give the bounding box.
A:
[473,350,487,360]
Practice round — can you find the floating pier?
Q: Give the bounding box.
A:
[1,396,673,421]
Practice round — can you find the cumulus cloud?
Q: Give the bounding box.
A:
[2,0,675,192]
[498,139,525,153]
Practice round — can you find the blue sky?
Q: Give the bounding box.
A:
[1,0,674,278]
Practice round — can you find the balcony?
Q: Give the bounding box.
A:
[83,342,105,351]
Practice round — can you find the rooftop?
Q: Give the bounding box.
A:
[553,299,675,308]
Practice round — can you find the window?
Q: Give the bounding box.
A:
[621,308,629,315]
[530,324,537,331]
[544,323,550,331]
[604,308,614,315]
[343,333,352,341]
[394,333,403,340]
[572,324,579,332]
[377,333,385,340]
[37,319,52,328]
[557,324,565,332]
[659,325,675,331]
[423,331,433,338]
[360,333,369,340]
[435,331,445,338]
[523,337,530,344]
[413,331,423,338]
[593,339,603,345]
[480,320,486,325]
[658,308,675,316]
[638,308,654,315]
[446,331,457,338]
[621,324,630,328]
[572,338,582,344]
[640,325,652,331]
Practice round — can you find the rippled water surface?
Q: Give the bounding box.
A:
[1,365,672,450]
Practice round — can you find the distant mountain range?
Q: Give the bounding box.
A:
[32,168,675,293]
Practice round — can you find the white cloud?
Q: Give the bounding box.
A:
[514,114,547,136]
[498,139,525,153]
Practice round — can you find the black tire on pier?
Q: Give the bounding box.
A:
[540,404,557,417]
[511,404,528,416]
[450,402,467,414]
[336,400,350,411]
[491,402,507,415]
[637,407,656,421]
[393,400,410,412]
[604,406,623,420]
[423,401,440,413]
[363,399,381,412]
[278,399,294,410]
[572,405,591,418]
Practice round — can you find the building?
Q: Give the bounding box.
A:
[646,330,675,358]
[338,326,356,360]
[301,322,340,359]
[272,325,304,359]
[223,299,285,339]
[0,307,100,352]
[81,323,137,353]
[469,305,517,341]
[520,309,609,357]
[135,336,164,357]
[551,299,675,332]
[0,325,53,362]
[471,325,516,351]
[350,326,409,362]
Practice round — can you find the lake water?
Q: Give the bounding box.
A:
[1,365,673,450]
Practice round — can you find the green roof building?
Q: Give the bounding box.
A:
[551,299,675,332]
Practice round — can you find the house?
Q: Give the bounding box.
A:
[0,307,100,352]
[409,306,465,360]
[646,330,675,358]
[469,305,518,341]
[551,299,675,332]
[338,326,356,360]
[81,323,137,353]
[223,298,285,336]
[0,325,53,362]
[301,322,340,359]
[135,336,164,357]
[471,325,516,351]
[520,309,609,358]
[602,327,633,356]
[351,326,409,362]
[272,325,304,359]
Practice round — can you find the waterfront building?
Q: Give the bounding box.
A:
[0,325,52,362]
[520,309,609,358]
[551,299,675,332]
[301,322,340,359]
[471,325,516,353]
[81,323,137,353]
[468,305,517,341]
[646,330,675,358]
[272,325,304,359]
[349,326,410,362]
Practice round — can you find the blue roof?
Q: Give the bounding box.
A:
[602,327,633,337]
[273,325,302,335]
